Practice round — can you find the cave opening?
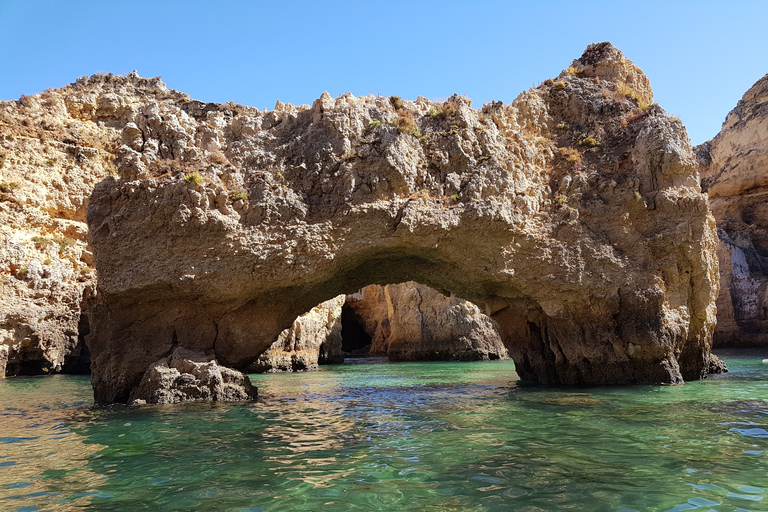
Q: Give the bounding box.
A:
[340,303,373,356]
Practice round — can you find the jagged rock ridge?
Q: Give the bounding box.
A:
[82,42,721,403]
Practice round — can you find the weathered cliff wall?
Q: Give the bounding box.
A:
[251,294,345,373]
[0,74,188,376]
[84,42,721,402]
[345,282,508,361]
[697,74,768,346]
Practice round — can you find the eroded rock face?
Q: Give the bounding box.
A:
[86,42,720,403]
[698,74,768,346]
[345,282,508,361]
[129,347,256,404]
[0,73,187,376]
[251,295,345,373]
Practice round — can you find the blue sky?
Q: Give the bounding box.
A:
[1,1,766,145]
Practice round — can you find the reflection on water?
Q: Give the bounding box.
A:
[1,351,768,510]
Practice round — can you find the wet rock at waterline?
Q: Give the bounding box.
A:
[85,42,723,402]
[129,347,256,404]
[697,74,768,346]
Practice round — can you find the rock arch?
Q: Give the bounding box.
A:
[86,43,721,403]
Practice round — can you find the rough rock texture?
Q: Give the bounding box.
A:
[129,347,256,404]
[345,282,508,361]
[251,294,344,372]
[86,42,721,403]
[697,74,768,346]
[0,73,188,376]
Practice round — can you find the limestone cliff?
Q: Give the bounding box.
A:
[345,282,508,361]
[83,42,721,402]
[0,73,188,375]
[251,295,345,372]
[697,74,768,346]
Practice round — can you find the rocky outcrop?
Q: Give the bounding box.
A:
[129,347,256,404]
[0,73,188,376]
[697,74,768,346]
[345,282,508,361]
[85,42,721,402]
[251,295,344,372]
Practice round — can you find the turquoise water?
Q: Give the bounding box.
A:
[2,351,768,511]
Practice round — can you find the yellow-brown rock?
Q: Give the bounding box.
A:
[83,43,721,402]
[345,282,508,361]
[251,295,345,372]
[0,73,188,376]
[698,74,768,345]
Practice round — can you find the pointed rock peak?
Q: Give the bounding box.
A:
[566,41,654,106]
[740,73,768,105]
[311,91,335,114]
[577,41,624,67]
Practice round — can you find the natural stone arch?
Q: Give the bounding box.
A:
[86,43,720,403]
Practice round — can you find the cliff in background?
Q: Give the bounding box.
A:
[0,74,189,375]
[697,74,768,346]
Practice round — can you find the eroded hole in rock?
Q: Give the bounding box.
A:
[253,281,509,373]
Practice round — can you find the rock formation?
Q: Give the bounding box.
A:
[698,74,768,346]
[83,42,721,403]
[0,73,188,376]
[344,282,508,361]
[129,347,256,404]
[256,282,508,371]
[251,294,345,372]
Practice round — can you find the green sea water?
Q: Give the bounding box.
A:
[2,350,768,511]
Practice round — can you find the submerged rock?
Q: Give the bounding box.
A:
[84,42,720,402]
[698,74,768,346]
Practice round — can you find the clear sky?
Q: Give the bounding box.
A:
[1,0,766,145]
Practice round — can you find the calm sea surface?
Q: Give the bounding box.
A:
[2,350,768,511]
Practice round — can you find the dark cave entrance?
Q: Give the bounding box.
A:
[340,303,373,356]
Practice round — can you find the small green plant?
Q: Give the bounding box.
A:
[567,66,584,75]
[578,136,600,148]
[555,193,568,205]
[396,113,421,137]
[554,81,566,89]
[390,95,404,109]
[368,120,381,127]
[18,267,28,279]
[450,194,459,202]
[228,190,249,201]
[55,236,77,254]
[634,191,643,202]
[426,107,438,118]
[43,258,51,265]
[80,266,93,275]
[558,147,582,165]
[45,159,55,166]
[182,171,202,185]
[31,236,51,248]
[556,122,569,130]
